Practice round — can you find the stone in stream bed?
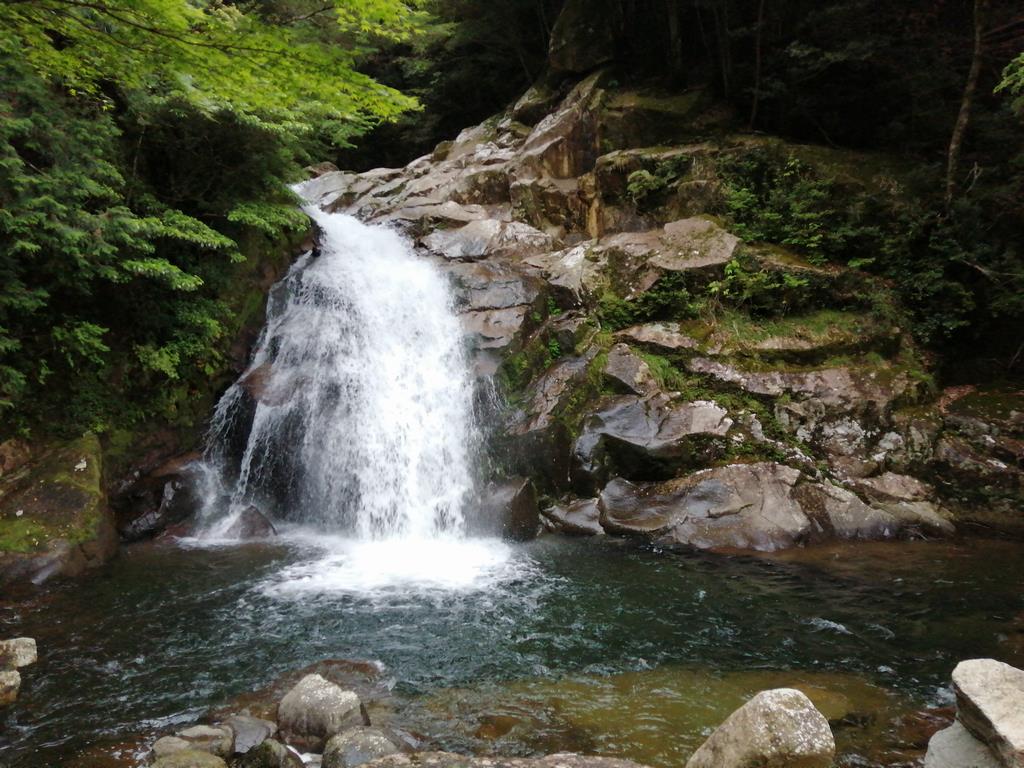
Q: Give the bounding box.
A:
[322,727,399,768]
[151,750,228,768]
[152,725,234,760]
[685,687,835,768]
[278,673,365,751]
[952,658,1024,767]
[0,637,37,668]
[222,714,278,754]
[235,738,304,768]
[0,669,20,706]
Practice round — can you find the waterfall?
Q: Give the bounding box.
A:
[200,195,478,541]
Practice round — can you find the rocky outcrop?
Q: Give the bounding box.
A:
[952,659,1024,767]
[0,435,117,586]
[305,40,1019,552]
[598,462,950,551]
[685,688,835,768]
[278,673,365,751]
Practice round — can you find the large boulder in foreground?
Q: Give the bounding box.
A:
[925,722,1000,768]
[952,659,1024,767]
[151,751,228,768]
[278,673,365,751]
[685,687,835,768]
[362,753,646,768]
[0,434,117,586]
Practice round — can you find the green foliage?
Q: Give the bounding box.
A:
[597,274,697,331]
[0,1,426,437]
[719,150,861,264]
[996,52,1024,115]
[626,156,692,211]
[708,257,810,317]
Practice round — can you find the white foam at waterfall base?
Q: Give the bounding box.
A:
[260,531,523,596]
[198,192,515,592]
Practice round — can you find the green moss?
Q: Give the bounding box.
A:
[0,434,105,553]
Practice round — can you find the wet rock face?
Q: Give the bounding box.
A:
[685,688,835,768]
[362,754,647,768]
[224,506,278,540]
[474,477,541,541]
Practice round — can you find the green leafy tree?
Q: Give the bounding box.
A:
[0,0,423,434]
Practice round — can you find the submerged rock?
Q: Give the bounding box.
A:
[152,725,234,760]
[278,673,365,751]
[0,669,19,707]
[322,727,399,768]
[952,659,1024,767]
[685,687,835,768]
[235,739,304,768]
[360,754,646,768]
[150,751,228,768]
[224,506,277,540]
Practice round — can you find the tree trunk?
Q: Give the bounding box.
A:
[666,0,684,82]
[945,0,990,211]
[748,0,766,129]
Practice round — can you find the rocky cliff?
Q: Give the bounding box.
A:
[300,40,1022,551]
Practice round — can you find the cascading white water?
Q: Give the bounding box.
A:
[201,195,479,542]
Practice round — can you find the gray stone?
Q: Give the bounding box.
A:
[953,659,1024,767]
[600,463,811,551]
[0,637,37,669]
[602,344,656,396]
[278,673,364,751]
[235,739,304,768]
[0,670,20,707]
[222,714,277,754]
[616,322,700,352]
[162,725,234,759]
[925,722,1000,768]
[422,219,552,261]
[574,395,732,487]
[322,727,398,768]
[541,498,604,536]
[685,688,835,768]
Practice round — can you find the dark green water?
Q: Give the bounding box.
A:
[1,535,1022,767]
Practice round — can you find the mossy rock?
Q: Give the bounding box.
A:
[0,434,117,584]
